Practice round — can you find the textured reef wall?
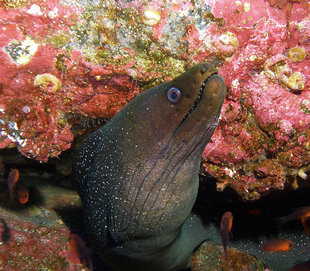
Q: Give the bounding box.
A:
[0,0,309,200]
[200,0,310,200]
[0,177,94,271]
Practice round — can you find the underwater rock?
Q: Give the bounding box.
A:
[0,0,309,200]
[0,210,74,270]
[0,175,92,270]
[192,241,266,271]
[201,0,310,200]
[0,1,139,162]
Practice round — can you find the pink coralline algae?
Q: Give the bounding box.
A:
[0,1,140,162]
[0,0,309,199]
[200,0,310,200]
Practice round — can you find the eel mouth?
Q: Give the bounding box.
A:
[179,72,218,126]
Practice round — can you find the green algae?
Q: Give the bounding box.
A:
[50,33,71,49]
[55,54,68,72]
[60,1,187,87]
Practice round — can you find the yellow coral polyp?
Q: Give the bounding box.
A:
[291,177,298,190]
[219,32,239,49]
[141,9,161,26]
[297,165,310,180]
[281,71,306,91]
[288,47,306,62]
[264,56,306,91]
[34,73,62,93]
[243,2,251,12]
[264,58,287,80]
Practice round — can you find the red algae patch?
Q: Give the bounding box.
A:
[200,0,310,200]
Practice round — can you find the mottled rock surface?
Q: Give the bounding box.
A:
[192,241,265,271]
[0,175,90,270]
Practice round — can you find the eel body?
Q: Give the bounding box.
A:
[75,63,226,271]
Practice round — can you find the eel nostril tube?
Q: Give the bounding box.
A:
[200,64,208,74]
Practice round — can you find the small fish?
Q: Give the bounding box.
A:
[277,206,310,236]
[7,169,20,200]
[278,206,310,225]
[220,211,233,259]
[247,208,261,216]
[301,216,310,236]
[261,238,294,252]
[69,233,93,271]
[289,260,310,271]
[17,182,29,205]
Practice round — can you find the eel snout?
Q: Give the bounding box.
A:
[204,73,226,105]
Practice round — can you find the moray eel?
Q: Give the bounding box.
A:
[75,63,226,271]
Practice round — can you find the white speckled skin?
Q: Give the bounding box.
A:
[75,63,226,271]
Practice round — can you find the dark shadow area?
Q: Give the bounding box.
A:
[0,147,76,210]
[54,205,110,271]
[0,179,45,211]
[194,173,310,256]
[193,174,310,271]
[1,146,309,270]
[0,218,11,244]
[54,206,85,233]
[0,147,110,270]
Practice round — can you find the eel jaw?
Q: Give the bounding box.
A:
[179,72,218,126]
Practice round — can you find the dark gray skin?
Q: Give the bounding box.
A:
[75,63,226,271]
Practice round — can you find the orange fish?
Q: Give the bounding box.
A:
[7,169,20,200]
[69,233,93,271]
[17,183,29,205]
[220,211,233,259]
[278,207,310,236]
[247,208,261,216]
[289,260,310,271]
[278,207,310,225]
[261,239,293,252]
[301,216,310,236]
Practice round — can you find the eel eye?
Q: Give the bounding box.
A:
[167,87,181,103]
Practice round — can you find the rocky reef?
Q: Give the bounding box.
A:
[200,0,310,200]
[0,0,309,200]
[0,174,89,270]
